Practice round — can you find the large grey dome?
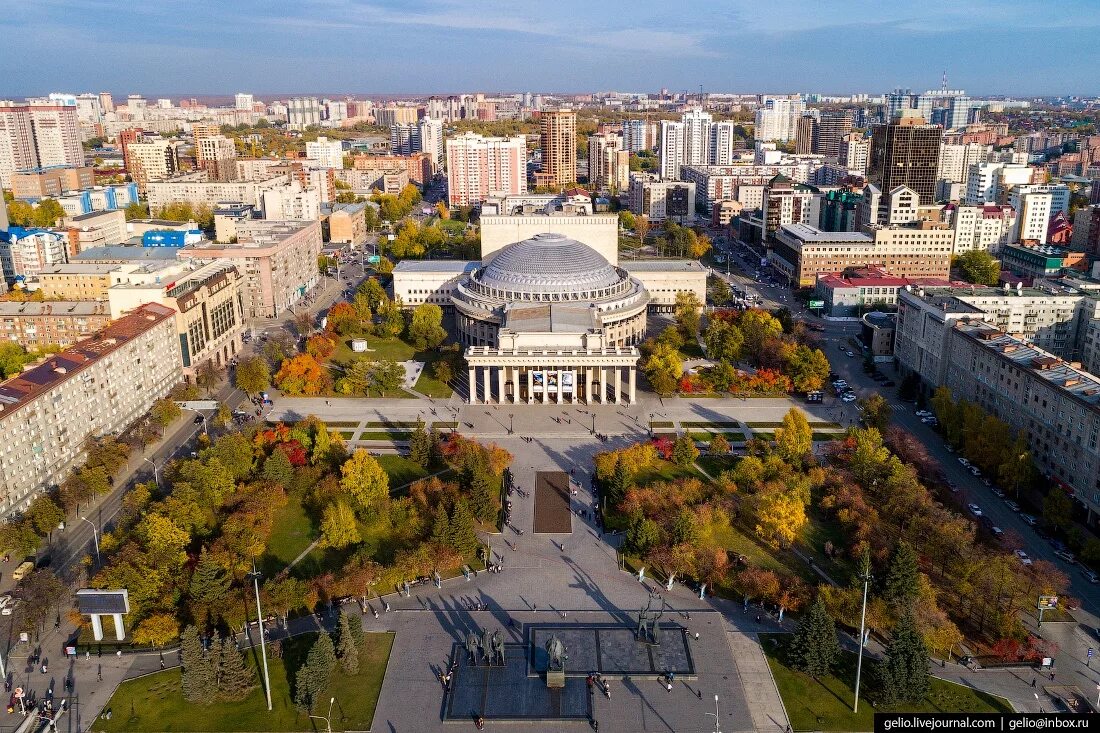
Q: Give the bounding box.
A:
[478,233,623,295]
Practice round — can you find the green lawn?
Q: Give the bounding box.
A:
[323,421,360,428]
[413,362,453,398]
[363,421,418,427]
[337,430,355,439]
[332,335,417,364]
[357,431,413,441]
[681,421,742,428]
[633,459,704,485]
[649,421,674,428]
[760,634,1012,731]
[263,492,318,574]
[686,430,745,443]
[93,633,394,733]
[696,455,738,478]
[376,454,430,488]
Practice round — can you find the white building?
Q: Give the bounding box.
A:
[946,204,1016,254]
[754,95,805,142]
[658,121,686,179]
[235,93,254,111]
[964,162,1033,205]
[0,102,83,187]
[260,181,322,221]
[419,118,444,173]
[305,136,344,169]
[287,97,321,130]
[626,173,696,222]
[0,227,70,282]
[146,173,290,212]
[588,133,629,192]
[938,143,991,184]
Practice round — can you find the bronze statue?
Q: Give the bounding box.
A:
[490,629,505,666]
[636,591,666,644]
[545,635,567,672]
[465,631,481,663]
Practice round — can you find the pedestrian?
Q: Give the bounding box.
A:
[697,689,703,700]
[1031,678,1036,688]
[475,715,485,730]
[1050,670,1055,681]
[666,681,672,693]
[97,665,102,682]
[694,632,700,640]
[593,720,599,732]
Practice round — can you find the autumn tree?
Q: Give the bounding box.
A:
[738,309,784,361]
[859,394,893,432]
[262,448,295,487]
[704,319,744,363]
[671,435,700,467]
[234,356,271,395]
[341,449,390,513]
[784,345,830,393]
[751,486,807,549]
[642,341,683,396]
[709,434,731,455]
[152,397,182,428]
[407,303,447,349]
[774,409,812,465]
[305,334,336,359]
[320,500,360,548]
[674,291,702,340]
[1042,488,1073,533]
[274,354,328,396]
[133,613,179,648]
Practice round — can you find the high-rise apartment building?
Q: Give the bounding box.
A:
[0,102,83,187]
[963,162,1034,205]
[709,122,739,166]
[795,115,817,155]
[235,93,254,111]
[622,119,657,153]
[190,123,221,164]
[445,132,527,207]
[681,109,713,168]
[287,97,321,130]
[196,135,237,181]
[305,136,344,169]
[658,121,686,179]
[838,133,870,176]
[868,111,942,206]
[754,95,805,142]
[390,123,419,157]
[97,92,114,114]
[659,111,741,179]
[126,140,180,190]
[588,133,629,192]
[539,110,577,188]
[419,118,444,173]
[938,142,992,184]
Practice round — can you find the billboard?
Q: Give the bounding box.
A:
[808,300,825,309]
[143,229,202,247]
[532,370,574,393]
[1037,595,1058,610]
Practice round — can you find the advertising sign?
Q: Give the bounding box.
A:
[808,300,825,309]
[1037,595,1059,610]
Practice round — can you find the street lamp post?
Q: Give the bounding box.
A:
[248,562,273,712]
[591,413,596,435]
[705,693,721,733]
[309,697,336,733]
[142,457,160,488]
[509,413,514,435]
[81,516,101,566]
[853,550,872,714]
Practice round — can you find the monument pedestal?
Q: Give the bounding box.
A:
[546,669,565,688]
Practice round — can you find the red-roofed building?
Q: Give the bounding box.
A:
[0,303,181,512]
[814,266,912,317]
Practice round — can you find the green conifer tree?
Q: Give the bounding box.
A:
[788,596,840,678]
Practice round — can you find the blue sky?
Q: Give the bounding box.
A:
[2,0,1097,97]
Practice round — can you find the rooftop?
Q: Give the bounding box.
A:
[501,303,597,333]
[393,260,477,273]
[74,246,180,263]
[66,210,124,223]
[954,321,1100,407]
[779,223,873,243]
[0,301,109,317]
[623,260,708,273]
[0,304,175,419]
[38,263,119,275]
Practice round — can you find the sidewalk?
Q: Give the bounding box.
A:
[727,631,790,732]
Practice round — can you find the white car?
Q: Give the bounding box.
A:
[968,503,982,516]
[1005,500,1020,512]
[1020,514,1038,526]
[1015,550,1033,566]
[958,457,971,467]
[1084,569,1099,584]
[841,394,858,403]
[970,466,982,477]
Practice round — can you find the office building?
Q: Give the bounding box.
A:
[754,95,805,142]
[445,132,527,207]
[235,93,254,111]
[539,110,577,188]
[0,301,112,350]
[287,97,321,130]
[11,166,95,199]
[0,303,181,512]
[868,111,942,206]
[0,102,83,187]
[588,133,629,192]
[816,110,854,159]
[179,220,322,318]
[305,136,344,169]
[108,260,245,378]
[770,221,953,287]
[0,227,72,282]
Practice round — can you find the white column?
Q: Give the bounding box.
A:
[483,367,492,405]
[586,366,594,405]
[469,367,477,404]
[570,369,577,404]
[556,368,563,404]
[628,366,636,404]
[112,613,125,641]
[527,368,534,405]
[497,367,506,405]
[614,366,622,404]
[90,614,104,641]
[596,366,604,404]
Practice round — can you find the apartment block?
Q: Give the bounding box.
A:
[0,303,181,512]
[0,301,112,349]
[126,140,180,190]
[0,102,83,187]
[145,173,289,212]
[445,132,527,207]
[0,227,72,282]
[11,166,95,199]
[63,209,128,250]
[626,173,696,222]
[179,220,321,318]
[539,110,577,188]
[305,136,344,169]
[945,204,1016,254]
[328,202,367,246]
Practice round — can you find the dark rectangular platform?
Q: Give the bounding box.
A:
[529,624,695,678]
[533,470,571,533]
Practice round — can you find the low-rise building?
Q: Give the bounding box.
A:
[626,173,696,222]
[480,193,618,263]
[0,301,112,349]
[861,311,896,361]
[36,263,121,299]
[621,259,708,313]
[327,202,367,246]
[814,269,911,317]
[53,183,140,217]
[11,166,95,199]
[63,210,128,250]
[146,173,289,212]
[179,220,322,318]
[999,243,1088,281]
[711,200,743,227]
[0,303,181,512]
[336,167,409,197]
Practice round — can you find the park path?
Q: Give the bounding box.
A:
[727,631,790,733]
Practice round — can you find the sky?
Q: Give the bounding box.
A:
[2,0,1098,97]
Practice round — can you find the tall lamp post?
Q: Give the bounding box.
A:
[309,697,335,733]
[80,516,100,566]
[248,561,273,712]
[142,457,161,489]
[853,549,872,714]
[705,693,721,733]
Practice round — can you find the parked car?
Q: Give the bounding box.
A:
[1084,568,1100,584]
[991,487,1005,498]
[968,503,982,516]
[1054,549,1076,564]
[958,457,971,467]
[1005,500,1020,512]
[1015,549,1033,566]
[1020,514,1038,526]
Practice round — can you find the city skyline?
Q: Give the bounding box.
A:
[3,0,1099,96]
